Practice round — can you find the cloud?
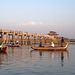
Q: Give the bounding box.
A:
[50,23,54,25]
[40,22,43,25]
[18,21,43,26]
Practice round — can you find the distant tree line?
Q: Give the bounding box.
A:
[70,39,75,42]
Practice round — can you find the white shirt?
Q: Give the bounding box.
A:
[51,42,55,47]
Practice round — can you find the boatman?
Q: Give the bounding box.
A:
[61,37,64,47]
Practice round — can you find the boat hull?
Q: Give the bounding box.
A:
[0,46,7,52]
[8,45,20,47]
[31,43,69,51]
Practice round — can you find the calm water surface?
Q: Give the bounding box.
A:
[0,44,75,75]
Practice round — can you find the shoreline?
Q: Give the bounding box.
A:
[69,42,75,44]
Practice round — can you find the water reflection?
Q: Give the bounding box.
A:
[0,45,69,70]
[0,52,7,69]
[0,52,7,63]
[30,50,69,67]
[39,52,42,56]
[0,46,30,69]
[61,51,64,67]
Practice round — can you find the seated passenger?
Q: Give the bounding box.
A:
[51,42,55,47]
[39,42,42,47]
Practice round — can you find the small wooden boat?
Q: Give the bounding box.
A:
[0,46,7,52]
[31,42,69,51]
[8,44,20,47]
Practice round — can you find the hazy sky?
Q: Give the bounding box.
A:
[0,0,75,39]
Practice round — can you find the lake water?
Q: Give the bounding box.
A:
[0,44,75,75]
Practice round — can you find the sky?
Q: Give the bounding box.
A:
[0,0,75,39]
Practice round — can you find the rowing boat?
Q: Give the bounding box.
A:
[8,44,20,47]
[0,40,8,52]
[31,42,69,51]
[0,45,7,52]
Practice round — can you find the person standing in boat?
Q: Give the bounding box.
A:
[61,37,64,47]
[0,36,2,45]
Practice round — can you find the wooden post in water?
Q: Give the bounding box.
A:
[23,34,24,45]
[8,34,10,44]
[35,34,37,45]
[6,32,8,44]
[42,36,44,45]
[32,34,34,45]
[37,36,39,45]
[25,32,27,45]
[2,32,4,41]
[17,33,19,43]
[13,31,15,44]
[29,35,31,45]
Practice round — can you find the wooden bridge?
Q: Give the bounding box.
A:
[0,29,55,45]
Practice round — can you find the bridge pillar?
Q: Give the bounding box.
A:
[17,34,19,42]
[23,34,24,45]
[1,32,4,41]
[25,34,27,45]
[6,32,8,44]
[8,35,10,44]
[12,32,15,44]
[42,36,44,45]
